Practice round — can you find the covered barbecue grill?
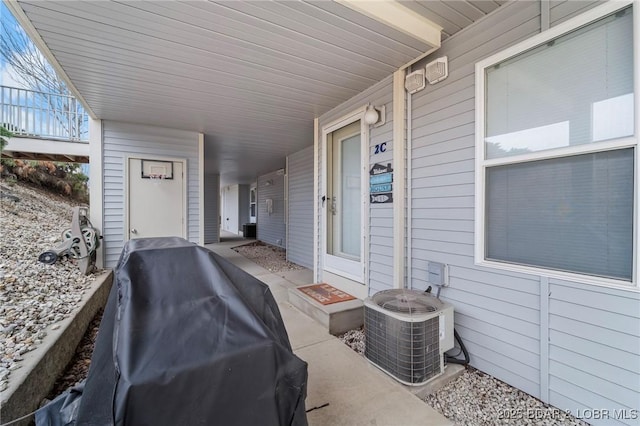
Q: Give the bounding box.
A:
[37,237,308,426]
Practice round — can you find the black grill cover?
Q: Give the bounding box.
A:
[39,237,307,426]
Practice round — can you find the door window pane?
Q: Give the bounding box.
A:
[341,134,361,258]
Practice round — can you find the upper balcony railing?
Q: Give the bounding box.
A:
[1,85,89,142]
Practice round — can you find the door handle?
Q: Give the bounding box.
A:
[130,228,138,234]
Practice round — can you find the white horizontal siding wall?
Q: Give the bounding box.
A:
[203,173,219,244]
[409,1,640,424]
[317,76,394,296]
[257,169,285,248]
[410,0,545,395]
[548,280,640,425]
[287,146,314,268]
[102,121,200,266]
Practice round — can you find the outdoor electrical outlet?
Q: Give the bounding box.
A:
[427,261,448,286]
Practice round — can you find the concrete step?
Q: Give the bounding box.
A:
[287,286,363,335]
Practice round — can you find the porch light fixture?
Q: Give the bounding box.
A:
[364,104,386,127]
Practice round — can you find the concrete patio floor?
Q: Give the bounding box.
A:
[206,233,452,426]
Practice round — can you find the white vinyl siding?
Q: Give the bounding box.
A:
[257,169,286,248]
[287,146,314,268]
[102,121,200,267]
[409,1,640,424]
[548,279,640,424]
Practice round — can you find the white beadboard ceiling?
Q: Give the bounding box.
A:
[14,0,504,184]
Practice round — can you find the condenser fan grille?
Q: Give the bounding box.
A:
[364,289,453,386]
[372,290,442,314]
[364,308,440,384]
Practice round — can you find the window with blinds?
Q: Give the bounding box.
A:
[476,4,636,284]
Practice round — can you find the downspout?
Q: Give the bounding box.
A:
[406,68,413,289]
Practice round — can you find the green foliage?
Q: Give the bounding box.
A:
[0,158,15,167]
[0,124,13,151]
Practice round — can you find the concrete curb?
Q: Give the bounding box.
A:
[1,270,113,426]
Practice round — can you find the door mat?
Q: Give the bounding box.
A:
[297,283,356,305]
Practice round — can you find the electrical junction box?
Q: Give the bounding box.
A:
[427,261,448,286]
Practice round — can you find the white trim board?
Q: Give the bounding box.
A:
[88,118,104,269]
[198,133,205,246]
[392,69,406,289]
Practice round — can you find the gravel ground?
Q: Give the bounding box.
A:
[48,309,103,399]
[233,241,305,273]
[425,368,590,426]
[338,328,590,426]
[0,180,99,393]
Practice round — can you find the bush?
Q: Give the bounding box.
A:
[0,159,89,202]
[0,124,13,151]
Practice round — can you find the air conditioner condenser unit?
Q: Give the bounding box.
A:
[364,289,454,385]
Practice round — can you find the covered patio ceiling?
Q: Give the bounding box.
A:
[10,0,504,184]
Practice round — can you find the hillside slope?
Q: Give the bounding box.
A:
[0,180,97,392]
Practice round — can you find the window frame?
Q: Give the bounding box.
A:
[474,0,639,290]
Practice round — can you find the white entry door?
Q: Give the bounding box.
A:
[128,158,185,240]
[325,120,364,282]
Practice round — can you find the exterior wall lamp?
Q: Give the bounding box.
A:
[364,104,386,127]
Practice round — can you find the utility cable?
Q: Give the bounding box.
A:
[0,408,37,426]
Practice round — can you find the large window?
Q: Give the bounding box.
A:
[476,3,636,285]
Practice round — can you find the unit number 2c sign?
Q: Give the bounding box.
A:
[373,142,387,155]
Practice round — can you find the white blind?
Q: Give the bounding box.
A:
[486,149,634,281]
[485,8,634,159]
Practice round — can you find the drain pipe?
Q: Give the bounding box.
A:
[406,68,413,290]
[446,329,470,365]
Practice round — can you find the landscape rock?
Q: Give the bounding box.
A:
[337,328,590,426]
[232,241,304,273]
[0,181,100,387]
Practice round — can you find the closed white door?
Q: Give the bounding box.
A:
[222,185,240,233]
[128,158,185,240]
[325,120,364,281]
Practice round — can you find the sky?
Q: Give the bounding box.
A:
[0,2,25,88]
[1,2,40,90]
